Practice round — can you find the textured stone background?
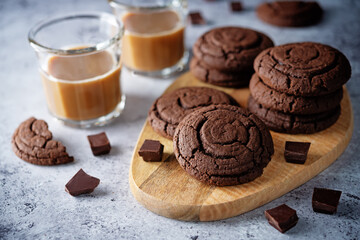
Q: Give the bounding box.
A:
[0,0,359,239]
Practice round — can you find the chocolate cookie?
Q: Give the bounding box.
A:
[193,27,274,72]
[148,87,238,139]
[173,104,274,186]
[256,1,323,27]
[247,96,341,134]
[249,73,343,114]
[11,117,74,165]
[190,57,253,88]
[254,42,351,96]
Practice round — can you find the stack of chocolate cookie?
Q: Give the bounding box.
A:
[190,26,274,88]
[248,42,351,134]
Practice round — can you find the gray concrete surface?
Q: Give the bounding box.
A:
[0,0,359,239]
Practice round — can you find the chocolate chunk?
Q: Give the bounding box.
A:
[284,141,311,164]
[231,1,243,11]
[312,188,342,214]
[188,12,206,25]
[265,204,299,233]
[138,140,164,162]
[87,132,111,156]
[65,169,100,196]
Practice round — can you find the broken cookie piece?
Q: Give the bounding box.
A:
[65,169,100,196]
[11,117,74,165]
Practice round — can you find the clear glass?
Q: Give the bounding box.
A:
[28,12,125,128]
[109,0,188,78]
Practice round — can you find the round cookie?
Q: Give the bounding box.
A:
[193,26,274,72]
[249,73,343,115]
[254,42,351,96]
[256,1,323,27]
[247,96,341,134]
[173,104,274,186]
[190,57,253,88]
[11,117,74,165]
[148,87,239,139]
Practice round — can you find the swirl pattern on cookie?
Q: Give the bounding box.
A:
[254,42,351,96]
[148,87,239,139]
[173,104,274,186]
[193,27,274,71]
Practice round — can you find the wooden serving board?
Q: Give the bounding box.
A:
[129,72,354,222]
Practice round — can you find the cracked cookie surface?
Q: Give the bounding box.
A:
[247,96,341,134]
[190,57,253,88]
[193,27,274,72]
[11,117,74,165]
[256,1,323,27]
[254,42,351,96]
[148,87,239,139]
[173,104,274,186]
[249,73,343,115]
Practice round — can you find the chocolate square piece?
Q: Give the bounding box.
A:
[65,169,100,196]
[87,132,111,156]
[312,188,342,214]
[231,1,243,12]
[265,204,299,233]
[284,141,311,164]
[138,139,164,162]
[188,12,206,25]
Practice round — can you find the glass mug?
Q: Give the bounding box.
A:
[109,0,188,77]
[28,12,125,128]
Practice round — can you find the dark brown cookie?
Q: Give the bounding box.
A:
[254,42,351,96]
[148,87,239,139]
[249,73,343,114]
[190,57,252,88]
[193,26,274,72]
[247,96,341,134]
[256,1,323,27]
[173,104,274,186]
[11,117,74,165]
